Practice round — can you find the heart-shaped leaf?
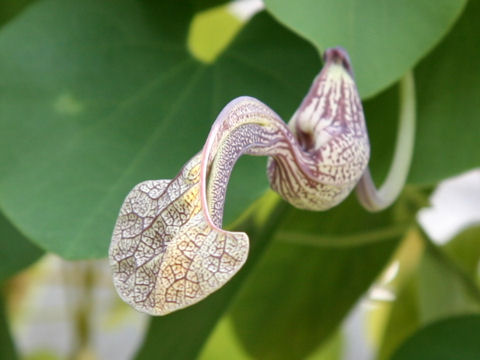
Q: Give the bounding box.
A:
[0,0,320,259]
[265,0,466,98]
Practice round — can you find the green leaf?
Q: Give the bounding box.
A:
[444,225,480,284]
[391,314,480,360]
[410,0,480,184]
[417,244,480,323]
[0,0,35,26]
[187,4,244,63]
[265,0,466,98]
[356,13,480,186]
[305,332,343,360]
[0,212,43,282]
[200,318,343,360]
[199,316,252,360]
[190,0,230,13]
[229,195,404,359]
[0,295,17,360]
[0,0,320,259]
[0,294,18,360]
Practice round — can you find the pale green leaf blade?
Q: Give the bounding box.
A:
[265,0,466,98]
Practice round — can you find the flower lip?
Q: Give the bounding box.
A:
[324,47,353,76]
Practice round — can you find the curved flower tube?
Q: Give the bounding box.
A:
[109,47,408,315]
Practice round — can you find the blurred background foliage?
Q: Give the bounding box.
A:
[0,0,479,359]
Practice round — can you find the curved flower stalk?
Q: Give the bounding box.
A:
[356,71,416,211]
[109,48,410,315]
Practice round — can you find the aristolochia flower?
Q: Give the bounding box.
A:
[109,47,414,315]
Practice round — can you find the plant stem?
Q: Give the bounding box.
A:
[356,71,416,211]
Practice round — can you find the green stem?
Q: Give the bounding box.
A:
[356,71,416,211]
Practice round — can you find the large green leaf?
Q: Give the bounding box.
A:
[0,0,320,259]
[391,314,480,360]
[265,0,466,98]
[228,195,406,359]
[0,212,43,282]
[410,0,480,184]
